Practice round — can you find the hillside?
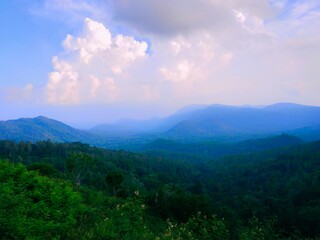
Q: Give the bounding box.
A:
[0,139,319,239]
[0,116,99,144]
[140,134,304,161]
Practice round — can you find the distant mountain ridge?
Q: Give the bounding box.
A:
[161,103,320,139]
[90,103,320,141]
[1,103,320,147]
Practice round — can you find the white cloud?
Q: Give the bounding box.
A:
[155,32,232,87]
[161,60,193,83]
[88,75,117,101]
[170,36,191,56]
[63,18,112,63]
[46,17,234,107]
[47,57,79,104]
[234,10,246,23]
[44,0,320,110]
[46,18,148,105]
[3,0,320,126]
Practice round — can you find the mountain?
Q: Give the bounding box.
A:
[161,103,320,139]
[1,103,320,147]
[90,104,208,135]
[90,103,320,142]
[0,116,99,143]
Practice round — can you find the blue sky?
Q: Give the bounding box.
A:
[1,0,320,127]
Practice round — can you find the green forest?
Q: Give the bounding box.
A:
[0,139,319,239]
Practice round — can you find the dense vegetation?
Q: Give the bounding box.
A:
[0,139,319,239]
[139,134,303,161]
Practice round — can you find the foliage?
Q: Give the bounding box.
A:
[0,139,319,239]
[161,213,229,240]
[239,217,280,240]
[0,161,83,239]
[95,196,154,240]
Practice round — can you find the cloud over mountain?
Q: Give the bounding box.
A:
[41,0,320,109]
[2,0,319,123]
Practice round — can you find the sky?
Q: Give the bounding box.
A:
[0,0,320,128]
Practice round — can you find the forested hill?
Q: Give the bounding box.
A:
[0,139,319,239]
[0,116,101,144]
[140,134,303,161]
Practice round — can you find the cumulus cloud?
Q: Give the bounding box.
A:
[45,0,320,110]
[45,16,234,106]
[157,33,232,84]
[160,60,193,83]
[46,18,147,105]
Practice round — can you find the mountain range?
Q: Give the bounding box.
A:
[1,103,320,149]
[90,103,320,141]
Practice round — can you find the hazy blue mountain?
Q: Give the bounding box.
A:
[90,103,320,141]
[0,116,99,143]
[161,103,320,140]
[1,103,319,147]
[90,104,208,135]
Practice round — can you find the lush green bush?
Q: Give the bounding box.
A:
[0,161,83,239]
